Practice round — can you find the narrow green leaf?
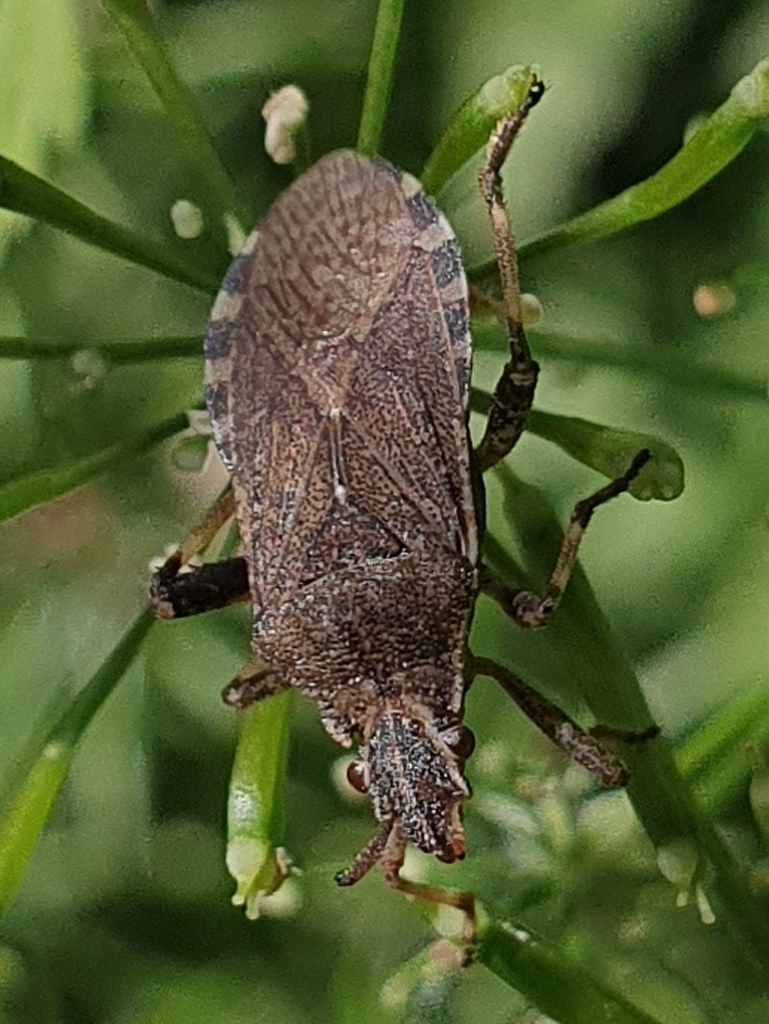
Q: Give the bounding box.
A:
[357,0,408,155]
[470,56,769,291]
[0,412,189,524]
[675,677,769,808]
[471,322,768,403]
[384,906,677,1021]
[484,469,769,979]
[478,923,665,1024]
[100,0,250,231]
[0,156,218,294]
[527,409,684,501]
[529,329,768,403]
[0,0,88,262]
[0,610,154,913]
[420,65,537,196]
[469,389,684,501]
[0,335,200,362]
[227,691,293,919]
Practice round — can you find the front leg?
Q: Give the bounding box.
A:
[337,823,477,962]
[152,557,250,619]
[473,80,544,475]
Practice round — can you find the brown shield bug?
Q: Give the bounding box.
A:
[151,76,650,945]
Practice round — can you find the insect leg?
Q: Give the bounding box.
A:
[150,488,248,619]
[379,827,477,959]
[472,655,629,788]
[152,557,249,620]
[335,821,392,887]
[480,449,651,628]
[336,824,476,958]
[473,79,544,475]
[222,657,290,709]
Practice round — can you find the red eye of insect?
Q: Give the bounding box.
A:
[346,760,369,794]
[443,726,475,762]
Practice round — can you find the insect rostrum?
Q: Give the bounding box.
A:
[151,78,649,941]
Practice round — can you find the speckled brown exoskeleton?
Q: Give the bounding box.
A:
[150,78,651,946]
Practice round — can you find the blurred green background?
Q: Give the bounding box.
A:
[1,0,769,1021]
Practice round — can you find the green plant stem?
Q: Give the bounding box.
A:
[676,677,769,808]
[471,322,768,403]
[477,923,663,1024]
[0,157,218,294]
[227,692,293,919]
[385,919,666,1023]
[420,65,536,195]
[100,0,251,231]
[483,469,769,981]
[356,0,407,155]
[0,610,154,913]
[0,335,201,362]
[0,412,189,524]
[469,56,769,290]
[529,330,768,402]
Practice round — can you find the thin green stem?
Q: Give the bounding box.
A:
[0,335,200,362]
[356,0,407,155]
[420,65,536,196]
[0,411,189,524]
[0,610,154,913]
[227,692,293,918]
[530,330,768,402]
[477,923,664,1024]
[483,469,769,980]
[100,0,251,231]
[0,156,218,294]
[385,916,667,1023]
[468,56,769,286]
[471,322,768,402]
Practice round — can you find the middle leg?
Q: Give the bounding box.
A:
[480,449,651,629]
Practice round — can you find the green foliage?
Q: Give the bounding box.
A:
[1,0,769,1022]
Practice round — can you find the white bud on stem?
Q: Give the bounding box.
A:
[262,85,310,166]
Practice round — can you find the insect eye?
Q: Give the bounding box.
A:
[346,760,369,794]
[442,725,475,762]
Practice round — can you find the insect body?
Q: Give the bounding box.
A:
[206,149,480,878]
[151,78,649,934]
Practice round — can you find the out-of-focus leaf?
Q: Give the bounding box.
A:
[0,0,87,256]
[99,0,250,232]
[357,0,408,156]
[0,157,219,293]
[0,610,154,913]
[471,323,769,403]
[0,412,188,524]
[0,335,200,362]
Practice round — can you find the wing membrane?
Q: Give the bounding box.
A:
[204,150,476,617]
